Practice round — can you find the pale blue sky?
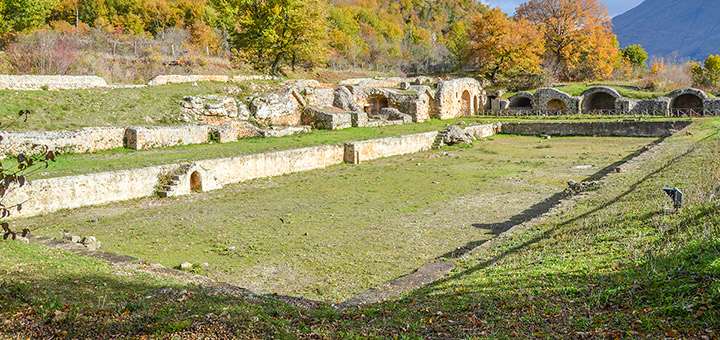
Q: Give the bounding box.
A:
[484,0,645,17]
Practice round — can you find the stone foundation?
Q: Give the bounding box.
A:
[0,75,108,90]
[124,126,211,150]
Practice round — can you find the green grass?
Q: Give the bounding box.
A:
[0,82,257,132]
[1,119,719,338]
[14,135,652,302]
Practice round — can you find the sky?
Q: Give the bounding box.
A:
[484,0,645,17]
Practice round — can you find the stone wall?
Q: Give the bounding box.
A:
[3,164,176,218]
[435,78,485,119]
[0,75,107,90]
[196,145,344,184]
[147,75,230,86]
[464,123,501,139]
[535,88,580,114]
[124,126,210,149]
[0,127,125,158]
[580,87,622,113]
[501,121,692,137]
[343,131,439,164]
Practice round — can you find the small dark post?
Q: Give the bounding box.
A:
[663,187,684,209]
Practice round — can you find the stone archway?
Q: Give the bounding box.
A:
[190,171,202,192]
[547,99,567,112]
[461,90,472,116]
[367,95,389,116]
[671,94,703,111]
[510,96,532,109]
[582,92,617,113]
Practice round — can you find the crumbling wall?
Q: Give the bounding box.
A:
[435,78,485,119]
[124,126,210,150]
[0,127,125,158]
[0,75,108,90]
[508,92,534,110]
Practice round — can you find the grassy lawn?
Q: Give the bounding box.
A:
[13,135,652,302]
[1,120,717,339]
[0,82,252,132]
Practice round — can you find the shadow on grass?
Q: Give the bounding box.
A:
[440,137,667,259]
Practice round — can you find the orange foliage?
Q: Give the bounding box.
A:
[516,0,619,81]
[468,7,545,83]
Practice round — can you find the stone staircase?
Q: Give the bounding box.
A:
[157,163,193,198]
[431,129,449,149]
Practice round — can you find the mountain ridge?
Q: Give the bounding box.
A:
[613,0,720,61]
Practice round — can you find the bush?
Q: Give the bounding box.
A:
[5,31,78,74]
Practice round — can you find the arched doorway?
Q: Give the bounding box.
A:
[547,99,567,113]
[366,95,389,116]
[671,94,703,116]
[461,90,472,116]
[582,92,616,113]
[510,97,532,109]
[190,171,202,192]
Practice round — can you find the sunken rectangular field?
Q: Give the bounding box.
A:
[16,135,654,302]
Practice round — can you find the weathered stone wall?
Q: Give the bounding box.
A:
[508,92,534,109]
[464,123,501,139]
[0,75,107,90]
[703,98,720,114]
[124,126,210,149]
[196,144,344,184]
[5,144,344,219]
[250,91,302,126]
[343,131,439,164]
[0,127,125,158]
[306,88,336,107]
[629,98,670,115]
[535,88,580,114]
[435,78,485,119]
[147,75,230,86]
[501,121,692,137]
[304,107,352,130]
[4,164,176,218]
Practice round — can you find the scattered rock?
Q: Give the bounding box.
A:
[442,125,473,146]
[17,237,29,244]
[82,236,101,251]
[564,180,598,196]
[180,262,194,271]
[379,107,412,123]
[399,82,410,90]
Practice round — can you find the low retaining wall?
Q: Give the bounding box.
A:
[4,164,175,218]
[196,144,344,184]
[6,144,345,219]
[124,126,211,149]
[344,131,438,164]
[1,127,125,158]
[0,75,108,90]
[500,121,692,137]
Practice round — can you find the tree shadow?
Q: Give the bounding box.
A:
[440,137,666,259]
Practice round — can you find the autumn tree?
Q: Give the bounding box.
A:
[516,0,619,81]
[468,7,544,85]
[231,0,329,74]
[621,44,648,68]
[444,20,471,70]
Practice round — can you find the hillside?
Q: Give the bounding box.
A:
[613,0,720,61]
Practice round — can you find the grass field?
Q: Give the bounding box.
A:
[1,120,717,339]
[0,82,249,132]
[14,135,654,302]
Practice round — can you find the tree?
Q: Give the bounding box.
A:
[468,7,545,85]
[231,0,329,74]
[444,20,471,70]
[621,44,648,68]
[0,110,56,235]
[516,0,619,81]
